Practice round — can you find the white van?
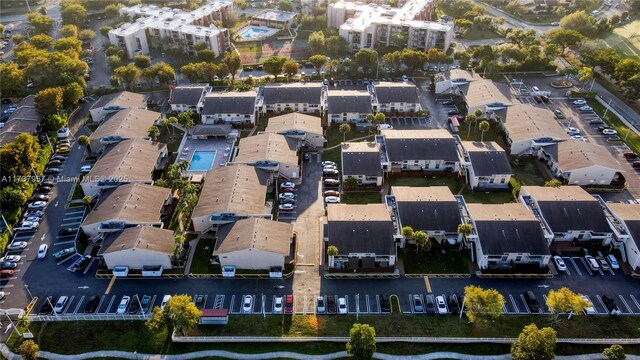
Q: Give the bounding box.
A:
[378,124,393,130]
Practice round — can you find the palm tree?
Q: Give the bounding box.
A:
[174,234,186,257]
[344,177,358,190]
[457,223,473,240]
[479,120,490,142]
[160,117,170,136]
[167,116,178,138]
[544,179,562,187]
[82,195,93,208]
[327,245,338,266]
[177,110,195,134]
[373,112,385,133]
[413,230,430,253]
[77,135,90,148]
[402,226,414,238]
[474,109,483,119]
[465,114,477,139]
[339,123,351,142]
[148,125,160,141]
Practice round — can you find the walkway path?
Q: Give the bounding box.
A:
[3,343,640,360]
[322,134,375,151]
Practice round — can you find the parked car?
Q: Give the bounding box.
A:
[323,168,339,176]
[280,197,295,205]
[28,201,46,210]
[580,295,596,315]
[279,203,295,211]
[579,106,593,112]
[602,129,618,135]
[193,294,205,308]
[524,291,540,312]
[607,254,620,270]
[84,296,100,313]
[56,146,70,154]
[54,296,69,314]
[50,155,66,162]
[279,187,294,193]
[285,294,294,314]
[589,119,605,125]
[426,295,435,314]
[160,295,172,310]
[279,192,295,200]
[0,261,17,270]
[324,196,340,203]
[323,164,337,171]
[69,255,92,272]
[379,294,391,312]
[447,294,460,315]
[53,247,75,260]
[80,165,92,174]
[140,295,151,314]
[316,296,325,313]
[602,295,622,315]
[128,295,140,314]
[0,255,21,263]
[597,256,611,271]
[327,295,337,314]
[37,244,48,259]
[280,182,295,189]
[447,109,459,116]
[553,110,565,119]
[338,297,347,314]
[573,99,587,105]
[39,296,54,314]
[0,269,14,278]
[324,179,340,186]
[24,210,44,218]
[274,296,283,314]
[57,127,70,139]
[585,255,600,271]
[242,295,253,313]
[324,190,340,197]
[15,221,39,231]
[598,125,613,131]
[441,100,455,106]
[436,296,448,314]
[116,296,131,314]
[553,256,567,272]
[624,152,638,158]
[34,186,52,194]
[32,194,51,202]
[322,161,337,167]
[533,95,542,103]
[23,216,40,223]
[58,227,77,236]
[7,241,28,250]
[413,294,424,313]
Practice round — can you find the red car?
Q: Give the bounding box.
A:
[285,295,294,314]
[280,188,294,193]
[624,151,638,158]
[0,269,14,278]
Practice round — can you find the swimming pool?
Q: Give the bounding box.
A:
[236,25,278,40]
[189,151,216,171]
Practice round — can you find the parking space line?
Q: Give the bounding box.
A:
[54,240,75,246]
[73,295,85,314]
[630,295,640,312]
[63,296,75,314]
[502,302,508,314]
[561,257,572,275]
[579,257,593,275]
[569,257,582,276]
[96,295,105,312]
[229,295,236,314]
[619,295,633,314]
[596,295,607,313]
[519,294,531,314]
[509,294,519,313]
[365,295,370,313]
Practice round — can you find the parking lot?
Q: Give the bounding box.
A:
[386,116,431,130]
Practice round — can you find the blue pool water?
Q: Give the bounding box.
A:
[237,26,278,40]
[189,151,216,171]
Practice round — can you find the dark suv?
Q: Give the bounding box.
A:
[379,294,391,312]
[327,295,337,314]
[524,291,540,312]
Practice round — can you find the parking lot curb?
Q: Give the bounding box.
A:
[475,273,553,279]
[404,274,471,279]
[187,270,295,279]
[324,273,399,279]
[95,272,184,280]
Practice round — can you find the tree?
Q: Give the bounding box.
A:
[309,54,327,74]
[12,34,25,45]
[543,29,585,54]
[478,120,490,142]
[543,43,560,60]
[282,60,299,79]
[505,0,529,17]
[0,186,29,210]
[402,226,414,238]
[77,28,95,44]
[61,3,88,27]
[174,234,186,256]
[465,114,476,139]
[82,195,93,207]
[327,245,338,257]
[100,26,113,38]
[577,67,593,89]
[346,323,376,360]
[278,0,293,11]
[27,12,54,34]
[198,49,216,62]
[624,0,640,14]
[455,51,471,69]
[108,55,122,70]
[325,36,349,58]
[354,49,378,76]
[546,288,591,322]
[339,123,351,142]
[614,58,640,82]
[457,223,473,239]
[105,3,124,17]
[559,11,596,37]
[402,48,429,74]
[114,64,141,90]
[145,294,202,335]
[53,37,83,54]
[17,340,39,360]
[222,51,241,82]
[610,14,621,26]
[35,87,64,115]
[30,34,53,49]
[63,82,84,108]
[413,230,431,253]
[134,55,152,69]
[0,134,41,181]
[177,110,195,133]
[263,56,286,81]
[44,114,67,131]
[603,344,626,360]
[373,112,385,129]
[60,24,78,38]
[343,176,358,190]
[544,179,562,187]
[511,324,556,360]
[308,31,325,55]
[148,125,160,141]
[78,135,90,147]
[455,19,473,34]
[463,285,504,324]
[390,32,409,48]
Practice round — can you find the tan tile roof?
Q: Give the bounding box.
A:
[461,141,506,152]
[83,183,170,225]
[461,74,512,108]
[235,132,298,166]
[265,112,323,135]
[391,186,455,202]
[327,203,391,222]
[501,104,567,142]
[608,203,640,221]
[467,203,536,221]
[551,141,622,172]
[102,226,175,255]
[214,217,292,255]
[7,107,40,121]
[521,185,597,202]
[90,108,160,141]
[0,118,39,135]
[91,91,146,110]
[380,129,453,140]
[83,138,166,182]
[192,164,268,218]
[341,141,379,153]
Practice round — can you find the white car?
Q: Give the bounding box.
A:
[553,256,567,272]
[279,203,295,211]
[242,295,253,313]
[15,221,39,231]
[116,296,131,314]
[579,106,593,112]
[573,99,587,105]
[321,161,337,168]
[7,241,28,250]
[24,216,40,223]
[80,165,92,174]
[607,254,620,270]
[316,296,326,313]
[0,291,4,300]
[274,296,283,314]
[602,129,617,135]
[585,255,600,271]
[28,201,47,209]
[323,164,337,171]
[37,244,48,259]
[279,193,295,200]
[54,296,69,314]
[0,255,21,263]
[567,127,580,134]
[57,127,70,139]
[580,295,596,314]
[436,296,448,314]
[338,297,347,314]
[325,196,341,203]
[280,182,295,189]
[161,295,172,310]
[402,75,408,81]
[531,86,540,92]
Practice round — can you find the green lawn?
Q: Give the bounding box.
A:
[461,189,515,204]
[511,157,548,186]
[460,25,501,41]
[157,128,184,153]
[86,123,99,132]
[457,122,507,148]
[71,180,85,201]
[388,176,463,194]
[402,246,469,274]
[188,237,216,274]
[341,192,382,204]
[586,98,640,155]
[601,19,640,59]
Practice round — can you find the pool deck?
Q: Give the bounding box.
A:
[236,25,279,41]
[178,137,235,175]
